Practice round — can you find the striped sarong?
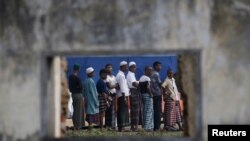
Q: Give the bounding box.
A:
[164,97,182,128]
[142,93,154,130]
[130,88,140,127]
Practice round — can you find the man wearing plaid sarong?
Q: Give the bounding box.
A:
[105,64,118,130]
[116,61,130,132]
[162,69,183,131]
[96,69,109,130]
[84,67,100,130]
[127,61,140,131]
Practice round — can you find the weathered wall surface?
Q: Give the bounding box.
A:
[0,0,250,140]
[203,0,250,138]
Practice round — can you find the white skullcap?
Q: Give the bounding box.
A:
[129,61,136,67]
[120,61,128,66]
[86,67,94,74]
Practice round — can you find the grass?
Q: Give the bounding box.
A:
[65,128,183,138]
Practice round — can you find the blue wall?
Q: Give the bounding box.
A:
[67,55,177,83]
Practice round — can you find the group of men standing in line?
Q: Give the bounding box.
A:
[68,61,183,132]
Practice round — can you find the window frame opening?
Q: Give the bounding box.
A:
[40,49,202,141]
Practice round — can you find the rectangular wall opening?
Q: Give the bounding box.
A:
[40,49,202,141]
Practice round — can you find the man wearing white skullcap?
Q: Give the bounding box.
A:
[127,61,140,131]
[86,67,94,74]
[116,61,130,132]
[128,61,136,67]
[83,67,99,130]
[120,61,128,66]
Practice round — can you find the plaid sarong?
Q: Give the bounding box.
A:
[86,113,99,124]
[164,97,182,128]
[130,88,140,126]
[105,94,117,128]
[142,93,154,130]
[117,96,128,129]
[98,94,107,113]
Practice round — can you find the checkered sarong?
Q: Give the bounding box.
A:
[164,97,182,127]
[105,94,116,128]
[130,88,140,126]
[86,113,99,124]
[98,94,107,113]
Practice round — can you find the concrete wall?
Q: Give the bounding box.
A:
[0,0,250,140]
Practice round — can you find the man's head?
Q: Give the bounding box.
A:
[153,61,162,72]
[105,64,113,74]
[119,61,128,72]
[129,61,136,73]
[86,67,95,77]
[99,68,108,80]
[167,69,174,79]
[73,64,80,74]
[145,66,153,76]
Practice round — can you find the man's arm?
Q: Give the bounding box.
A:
[68,76,73,92]
[156,74,162,85]
[156,74,163,94]
[132,81,139,88]
[119,75,128,104]
[77,77,83,92]
[162,80,171,95]
[119,76,126,95]
[106,82,111,89]
[147,81,153,98]
[131,74,139,88]
[161,79,168,89]
[106,81,117,89]
[91,81,99,107]
[150,74,157,94]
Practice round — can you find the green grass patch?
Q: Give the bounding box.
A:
[65,129,183,137]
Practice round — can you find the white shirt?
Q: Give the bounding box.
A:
[162,77,180,100]
[126,71,138,89]
[116,70,130,97]
[106,75,117,94]
[139,75,151,82]
[172,78,180,100]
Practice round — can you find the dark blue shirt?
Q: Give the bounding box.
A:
[96,79,108,94]
[68,74,83,94]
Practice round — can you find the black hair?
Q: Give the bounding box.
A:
[144,65,151,72]
[99,68,107,75]
[153,61,161,69]
[105,64,112,68]
[167,68,173,74]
